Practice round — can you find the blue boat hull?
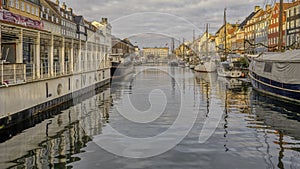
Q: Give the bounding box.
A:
[249,72,300,103]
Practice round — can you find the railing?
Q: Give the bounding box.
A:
[1,62,26,86]
[54,62,60,77]
[65,61,70,74]
[40,62,49,79]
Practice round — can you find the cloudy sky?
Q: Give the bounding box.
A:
[62,0,282,47]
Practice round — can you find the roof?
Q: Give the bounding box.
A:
[239,10,259,29]
[254,50,300,62]
[286,0,300,9]
[215,23,235,35]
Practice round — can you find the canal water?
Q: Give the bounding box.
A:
[0,66,300,169]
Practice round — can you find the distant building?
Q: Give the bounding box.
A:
[244,6,263,54]
[215,23,236,54]
[286,0,300,49]
[110,37,135,63]
[268,2,291,51]
[254,5,271,53]
[143,47,169,59]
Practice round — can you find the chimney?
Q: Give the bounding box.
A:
[55,0,59,5]
[62,2,66,10]
[68,7,73,14]
[266,4,271,11]
[255,6,261,12]
[102,18,108,24]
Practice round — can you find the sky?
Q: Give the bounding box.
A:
[61,0,284,48]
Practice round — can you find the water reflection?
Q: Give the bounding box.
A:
[250,90,300,169]
[0,67,300,168]
[0,87,112,169]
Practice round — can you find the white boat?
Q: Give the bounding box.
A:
[249,50,300,103]
[194,24,217,73]
[194,57,217,72]
[217,61,244,78]
[189,64,195,69]
[178,61,186,68]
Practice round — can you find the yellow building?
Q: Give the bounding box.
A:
[143,47,169,59]
[215,23,236,54]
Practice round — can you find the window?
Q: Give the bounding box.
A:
[9,0,14,7]
[21,2,24,11]
[35,8,39,16]
[26,4,30,13]
[297,19,300,27]
[264,62,273,73]
[31,7,35,15]
[15,0,19,9]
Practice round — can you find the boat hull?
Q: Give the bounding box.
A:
[0,70,111,130]
[249,72,300,103]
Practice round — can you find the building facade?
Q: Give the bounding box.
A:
[244,6,263,54]
[286,0,300,49]
[268,3,290,51]
[143,47,169,59]
[110,37,135,63]
[254,5,271,53]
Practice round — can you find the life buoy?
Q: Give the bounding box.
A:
[241,73,245,77]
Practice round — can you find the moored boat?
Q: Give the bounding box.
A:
[249,50,300,103]
[217,61,244,78]
[178,61,186,67]
[194,57,217,72]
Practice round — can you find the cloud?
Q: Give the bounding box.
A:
[62,0,265,47]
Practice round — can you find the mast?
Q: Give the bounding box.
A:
[206,23,209,57]
[224,8,227,58]
[278,0,283,52]
[171,37,175,58]
[183,38,185,60]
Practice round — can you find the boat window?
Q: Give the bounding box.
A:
[264,62,273,73]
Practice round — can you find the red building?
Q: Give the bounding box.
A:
[268,3,292,51]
